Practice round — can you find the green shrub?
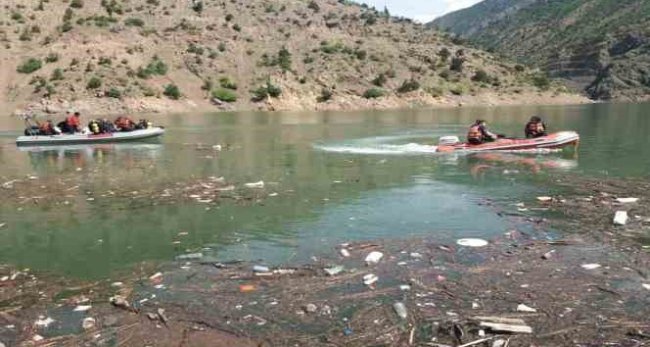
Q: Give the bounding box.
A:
[232,24,241,32]
[187,43,204,55]
[278,47,292,71]
[225,14,233,22]
[251,80,282,101]
[17,58,43,74]
[450,56,464,72]
[86,76,102,89]
[124,17,144,26]
[303,56,314,64]
[60,21,73,32]
[211,88,237,102]
[11,12,24,22]
[70,0,84,9]
[355,49,367,60]
[514,64,525,73]
[363,88,384,99]
[372,73,386,87]
[438,70,450,80]
[137,57,168,78]
[532,73,550,90]
[19,28,31,41]
[317,88,333,102]
[63,8,74,22]
[219,77,237,90]
[471,70,491,83]
[217,42,226,52]
[163,84,181,99]
[437,48,450,62]
[307,1,320,12]
[106,87,121,98]
[50,68,64,81]
[450,85,464,95]
[98,57,112,66]
[397,79,420,93]
[192,1,203,14]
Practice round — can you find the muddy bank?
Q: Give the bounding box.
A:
[1,175,649,346]
[7,90,592,118]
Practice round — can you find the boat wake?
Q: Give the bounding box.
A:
[314,132,444,155]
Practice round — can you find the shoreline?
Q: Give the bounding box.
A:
[1,174,649,346]
[6,90,594,118]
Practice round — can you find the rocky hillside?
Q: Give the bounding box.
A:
[1,0,578,116]
[431,0,650,100]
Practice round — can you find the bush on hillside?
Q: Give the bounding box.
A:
[317,88,333,102]
[124,17,144,27]
[362,88,384,99]
[17,58,43,74]
[163,84,181,99]
[471,69,491,83]
[219,77,237,90]
[396,79,420,93]
[211,88,237,102]
[50,68,64,81]
[372,73,386,86]
[86,76,102,89]
[106,87,121,98]
[70,0,84,9]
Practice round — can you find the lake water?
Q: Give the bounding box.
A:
[0,102,648,278]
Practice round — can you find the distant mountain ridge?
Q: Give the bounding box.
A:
[431,0,650,100]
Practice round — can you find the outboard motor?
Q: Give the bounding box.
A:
[438,136,460,146]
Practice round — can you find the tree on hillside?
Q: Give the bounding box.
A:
[278,47,292,72]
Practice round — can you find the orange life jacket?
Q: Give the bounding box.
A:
[467,125,483,141]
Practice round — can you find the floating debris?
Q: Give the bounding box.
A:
[34,316,55,328]
[537,196,553,202]
[581,263,601,270]
[616,197,639,203]
[613,211,628,225]
[73,305,92,312]
[324,265,344,276]
[516,304,537,313]
[81,317,96,330]
[244,181,265,188]
[393,302,408,319]
[364,251,383,264]
[456,238,488,247]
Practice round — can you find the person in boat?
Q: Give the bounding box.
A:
[38,120,58,135]
[525,116,547,138]
[99,118,116,133]
[114,116,136,132]
[59,111,81,134]
[467,119,498,145]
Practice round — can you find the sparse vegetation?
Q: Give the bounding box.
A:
[137,57,168,78]
[532,72,551,90]
[124,18,144,27]
[50,68,64,81]
[372,74,387,87]
[211,88,237,102]
[17,58,43,74]
[363,88,385,99]
[70,0,84,9]
[317,88,333,102]
[192,1,203,14]
[308,1,320,12]
[396,79,420,93]
[251,80,282,101]
[106,87,121,98]
[86,76,102,89]
[163,84,181,99]
[278,47,292,72]
[471,70,491,83]
[219,77,237,90]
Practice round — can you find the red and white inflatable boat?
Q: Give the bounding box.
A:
[436,131,580,153]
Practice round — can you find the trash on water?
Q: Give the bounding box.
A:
[32,335,44,342]
[364,251,383,264]
[537,196,552,202]
[516,304,537,313]
[109,296,131,311]
[239,284,256,293]
[110,282,123,288]
[480,322,532,334]
[340,248,350,257]
[492,339,507,347]
[244,181,265,188]
[581,263,601,270]
[149,272,163,283]
[399,284,411,291]
[324,265,344,276]
[175,253,203,261]
[73,305,92,312]
[642,283,650,290]
[393,302,408,319]
[616,197,639,204]
[35,316,55,328]
[363,274,378,286]
[303,303,318,313]
[253,265,270,273]
[613,211,628,225]
[456,238,489,247]
[542,250,555,260]
[82,317,96,330]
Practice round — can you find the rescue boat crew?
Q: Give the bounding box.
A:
[467,119,498,145]
[524,116,547,138]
